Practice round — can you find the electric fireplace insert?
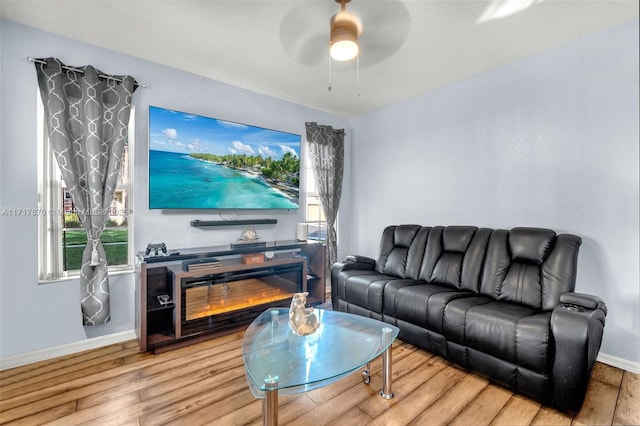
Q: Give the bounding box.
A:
[179,263,304,338]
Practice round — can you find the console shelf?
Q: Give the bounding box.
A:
[135,240,325,352]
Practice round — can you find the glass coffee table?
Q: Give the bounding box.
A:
[242,308,399,425]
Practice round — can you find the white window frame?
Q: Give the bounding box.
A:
[37,94,135,282]
[304,145,330,242]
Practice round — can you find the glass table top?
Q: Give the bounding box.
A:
[242,308,399,397]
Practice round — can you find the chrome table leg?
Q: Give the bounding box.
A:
[263,376,279,426]
[381,329,394,399]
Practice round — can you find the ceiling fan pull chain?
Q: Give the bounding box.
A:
[356,55,360,96]
[328,53,333,92]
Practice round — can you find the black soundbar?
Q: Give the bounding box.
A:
[190,219,277,227]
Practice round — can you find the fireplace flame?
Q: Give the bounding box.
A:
[186,282,292,321]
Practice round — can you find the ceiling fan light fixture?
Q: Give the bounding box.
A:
[330,39,358,62]
[330,9,361,61]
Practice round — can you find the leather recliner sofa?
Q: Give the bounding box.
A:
[331,225,607,411]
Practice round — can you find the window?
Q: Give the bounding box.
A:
[304,149,328,242]
[37,95,134,281]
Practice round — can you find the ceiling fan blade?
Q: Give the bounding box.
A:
[279,3,332,66]
[353,0,411,67]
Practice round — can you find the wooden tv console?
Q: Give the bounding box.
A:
[135,240,326,352]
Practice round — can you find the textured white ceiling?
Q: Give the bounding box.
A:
[1,0,637,116]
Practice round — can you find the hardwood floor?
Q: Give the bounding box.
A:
[1,332,638,425]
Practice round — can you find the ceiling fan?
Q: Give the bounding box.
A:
[329,0,362,61]
[279,0,411,68]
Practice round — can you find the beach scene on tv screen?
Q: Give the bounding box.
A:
[149,106,300,209]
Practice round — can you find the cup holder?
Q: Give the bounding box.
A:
[563,303,585,312]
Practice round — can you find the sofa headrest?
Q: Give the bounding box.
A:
[376,225,425,279]
[417,226,488,292]
[394,225,420,248]
[443,226,477,253]
[509,227,556,265]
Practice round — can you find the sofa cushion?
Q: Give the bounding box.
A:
[333,269,377,300]
[385,283,475,334]
[442,295,496,344]
[341,273,408,315]
[446,301,551,373]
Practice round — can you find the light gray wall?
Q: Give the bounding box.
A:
[0,19,350,358]
[348,20,639,364]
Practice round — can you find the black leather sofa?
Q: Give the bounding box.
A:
[331,225,606,411]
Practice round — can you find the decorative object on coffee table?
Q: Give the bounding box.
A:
[288,292,319,336]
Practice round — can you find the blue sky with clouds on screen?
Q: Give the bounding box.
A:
[149,106,300,159]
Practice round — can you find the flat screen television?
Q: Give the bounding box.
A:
[148,106,300,209]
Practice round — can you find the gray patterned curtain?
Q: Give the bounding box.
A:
[305,122,344,273]
[35,58,137,325]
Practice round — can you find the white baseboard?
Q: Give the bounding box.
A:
[0,330,137,371]
[597,352,640,374]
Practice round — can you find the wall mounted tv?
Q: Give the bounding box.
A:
[149,106,300,210]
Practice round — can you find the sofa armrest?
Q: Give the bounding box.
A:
[330,255,376,310]
[560,292,607,315]
[344,254,376,268]
[550,292,607,411]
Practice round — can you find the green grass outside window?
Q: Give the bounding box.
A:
[63,229,128,271]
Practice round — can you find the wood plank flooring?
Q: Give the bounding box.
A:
[1,332,638,425]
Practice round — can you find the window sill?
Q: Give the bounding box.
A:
[38,267,135,285]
